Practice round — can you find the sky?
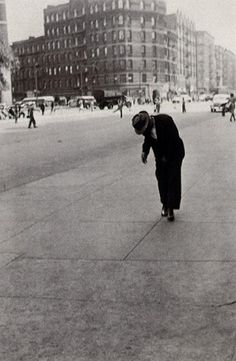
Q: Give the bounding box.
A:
[5,0,236,53]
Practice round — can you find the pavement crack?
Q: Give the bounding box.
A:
[216,300,236,308]
[123,218,162,260]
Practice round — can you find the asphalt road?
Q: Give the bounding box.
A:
[0,106,217,192]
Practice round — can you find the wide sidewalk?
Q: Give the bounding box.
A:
[0,105,236,360]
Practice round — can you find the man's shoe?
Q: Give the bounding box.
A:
[161,206,168,217]
[167,208,175,222]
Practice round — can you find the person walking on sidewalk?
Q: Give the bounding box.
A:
[182,97,186,113]
[132,111,185,221]
[28,104,37,129]
[114,98,124,118]
[229,93,235,122]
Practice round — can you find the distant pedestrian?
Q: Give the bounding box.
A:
[40,103,45,116]
[90,99,94,112]
[182,98,186,113]
[28,104,37,129]
[9,106,18,123]
[114,99,124,118]
[132,111,185,221]
[51,101,55,113]
[78,99,83,111]
[229,93,235,122]
[154,97,161,113]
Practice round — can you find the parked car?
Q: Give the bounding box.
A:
[172,96,181,103]
[210,94,230,112]
[199,94,207,101]
[182,94,192,102]
[68,96,97,109]
[172,95,191,104]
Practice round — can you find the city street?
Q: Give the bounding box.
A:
[0,103,236,360]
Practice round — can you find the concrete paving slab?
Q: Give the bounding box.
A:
[0,259,236,310]
[0,274,235,360]
[0,218,153,259]
[127,221,236,261]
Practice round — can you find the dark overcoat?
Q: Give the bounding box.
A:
[142,114,185,209]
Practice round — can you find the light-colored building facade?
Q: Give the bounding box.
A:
[0,0,12,104]
[222,49,236,94]
[166,11,197,95]
[196,31,216,93]
[215,45,224,91]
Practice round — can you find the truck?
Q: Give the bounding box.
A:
[93,89,132,110]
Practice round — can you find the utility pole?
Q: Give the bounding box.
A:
[34,63,39,102]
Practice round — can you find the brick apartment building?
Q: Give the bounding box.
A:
[11,0,178,101]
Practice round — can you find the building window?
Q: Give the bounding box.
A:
[127,16,131,26]
[112,16,116,25]
[74,9,78,17]
[140,1,144,10]
[128,74,134,83]
[103,33,107,42]
[95,33,99,42]
[90,34,94,42]
[120,59,125,69]
[127,45,132,56]
[95,20,99,29]
[142,60,146,69]
[118,0,123,9]
[142,73,147,82]
[141,31,145,42]
[125,0,130,9]
[95,4,98,12]
[152,60,157,70]
[112,0,116,9]
[103,17,107,27]
[152,31,156,40]
[140,16,145,26]
[90,5,93,14]
[104,47,108,56]
[153,74,157,83]
[114,74,118,83]
[151,17,156,26]
[127,59,132,69]
[56,13,59,21]
[112,31,117,41]
[120,74,126,82]
[119,45,125,55]
[118,30,125,41]
[46,15,50,23]
[127,30,132,42]
[152,46,156,56]
[151,2,155,11]
[83,22,85,29]
[82,6,85,15]
[113,46,117,56]
[96,48,100,57]
[90,20,94,29]
[63,11,66,20]
[118,15,124,25]
[103,3,106,11]
[141,45,146,55]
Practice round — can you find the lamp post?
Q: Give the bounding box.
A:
[34,63,39,102]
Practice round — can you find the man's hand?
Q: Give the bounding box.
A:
[141,152,147,164]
